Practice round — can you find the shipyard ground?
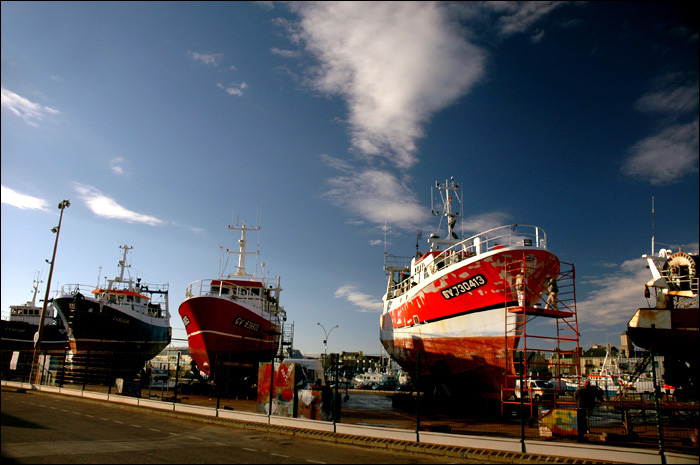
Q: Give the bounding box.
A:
[5,385,698,464]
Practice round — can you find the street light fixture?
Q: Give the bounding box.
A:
[31,199,70,383]
[317,322,338,367]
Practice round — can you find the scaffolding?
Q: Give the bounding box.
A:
[502,255,581,419]
[278,321,295,360]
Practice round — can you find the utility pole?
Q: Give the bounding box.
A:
[31,199,70,383]
[317,322,338,369]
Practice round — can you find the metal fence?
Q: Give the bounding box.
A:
[2,348,697,459]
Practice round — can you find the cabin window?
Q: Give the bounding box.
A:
[251,288,260,296]
[211,286,220,295]
[220,287,229,295]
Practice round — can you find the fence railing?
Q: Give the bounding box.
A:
[2,348,697,459]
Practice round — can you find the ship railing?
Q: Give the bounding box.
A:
[386,224,547,298]
[59,283,96,295]
[185,279,275,301]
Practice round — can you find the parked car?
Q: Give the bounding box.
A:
[513,379,554,402]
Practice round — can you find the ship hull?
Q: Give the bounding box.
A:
[178,296,281,378]
[52,293,171,375]
[1,321,68,352]
[381,248,559,393]
[627,307,699,359]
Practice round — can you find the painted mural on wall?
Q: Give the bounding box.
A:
[256,362,296,417]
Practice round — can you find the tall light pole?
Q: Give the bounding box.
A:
[317,322,338,367]
[31,199,70,383]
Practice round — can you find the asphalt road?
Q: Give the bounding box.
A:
[1,388,465,464]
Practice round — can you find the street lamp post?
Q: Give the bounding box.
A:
[317,322,338,369]
[31,199,70,383]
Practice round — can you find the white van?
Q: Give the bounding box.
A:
[283,358,325,387]
[513,379,554,402]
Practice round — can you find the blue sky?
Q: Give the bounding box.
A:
[2,2,698,357]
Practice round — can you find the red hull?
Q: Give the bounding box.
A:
[382,248,560,393]
[179,296,281,377]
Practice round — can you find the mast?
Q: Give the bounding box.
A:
[113,245,133,287]
[651,196,655,256]
[227,220,259,278]
[30,271,43,307]
[429,177,462,250]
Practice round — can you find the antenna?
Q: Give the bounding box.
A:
[651,196,655,256]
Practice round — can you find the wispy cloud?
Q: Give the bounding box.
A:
[187,51,224,66]
[270,47,299,58]
[622,120,699,185]
[217,82,248,97]
[73,184,165,226]
[109,157,129,176]
[634,75,699,116]
[1,87,60,126]
[320,163,428,230]
[623,74,699,185]
[334,284,383,313]
[486,1,566,37]
[1,186,49,211]
[577,258,658,329]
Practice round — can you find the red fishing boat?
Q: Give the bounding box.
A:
[381,177,562,394]
[179,221,287,384]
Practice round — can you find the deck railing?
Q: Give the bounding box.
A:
[386,224,548,298]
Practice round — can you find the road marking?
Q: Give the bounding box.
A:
[131,424,141,428]
[189,436,203,440]
[242,448,257,452]
[270,453,290,458]
[84,414,94,418]
[149,428,160,432]
[113,420,124,424]
[306,460,326,464]
[100,418,109,421]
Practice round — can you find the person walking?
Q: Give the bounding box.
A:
[575,380,602,438]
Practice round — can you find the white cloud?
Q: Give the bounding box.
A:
[1,186,49,211]
[187,51,224,66]
[634,78,699,116]
[292,2,486,169]
[622,120,699,185]
[270,47,299,58]
[1,86,60,126]
[321,166,428,231]
[73,184,165,226]
[486,1,566,37]
[461,212,512,235]
[576,258,652,329]
[334,284,383,313]
[217,82,248,97]
[109,157,129,176]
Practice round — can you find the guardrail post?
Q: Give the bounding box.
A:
[268,355,275,423]
[651,349,666,465]
[416,354,421,442]
[519,351,526,453]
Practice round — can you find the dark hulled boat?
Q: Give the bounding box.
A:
[52,245,171,378]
